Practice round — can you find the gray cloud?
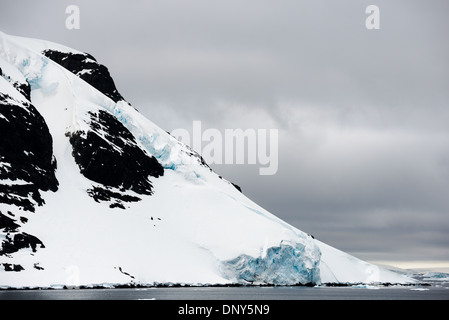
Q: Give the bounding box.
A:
[1,0,448,268]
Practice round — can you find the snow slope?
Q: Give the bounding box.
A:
[0,31,415,288]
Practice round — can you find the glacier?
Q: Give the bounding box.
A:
[0,31,416,288]
[221,240,321,285]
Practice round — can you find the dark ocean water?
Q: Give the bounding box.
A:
[1,284,446,319]
[0,284,448,300]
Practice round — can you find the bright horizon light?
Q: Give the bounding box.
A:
[371,260,449,272]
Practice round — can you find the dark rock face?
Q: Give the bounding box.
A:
[0,232,45,256]
[0,211,45,260]
[87,186,142,209]
[1,263,24,272]
[0,93,59,212]
[231,182,242,193]
[68,110,164,201]
[42,50,124,103]
[14,82,31,101]
[0,68,31,101]
[0,75,55,267]
[0,212,20,232]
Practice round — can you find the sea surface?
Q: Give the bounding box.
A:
[1,284,446,318]
[0,284,448,300]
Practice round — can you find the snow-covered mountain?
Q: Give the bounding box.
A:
[0,31,414,288]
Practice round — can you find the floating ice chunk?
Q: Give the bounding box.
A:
[351,284,380,289]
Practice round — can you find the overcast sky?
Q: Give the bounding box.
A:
[1,0,448,269]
